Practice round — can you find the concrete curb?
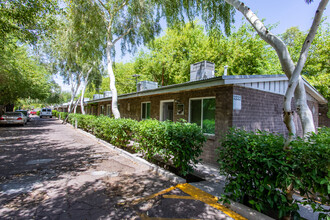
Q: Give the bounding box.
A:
[226,200,274,220]
[62,121,185,184]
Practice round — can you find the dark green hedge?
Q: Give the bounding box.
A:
[135,119,206,175]
[218,128,330,219]
[66,114,206,175]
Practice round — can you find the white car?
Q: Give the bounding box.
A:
[40,108,52,118]
[0,112,27,126]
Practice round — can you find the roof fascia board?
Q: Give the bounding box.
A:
[119,78,226,100]
[303,78,327,104]
[223,76,288,85]
[85,75,327,105]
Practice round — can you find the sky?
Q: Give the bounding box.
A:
[56,0,330,91]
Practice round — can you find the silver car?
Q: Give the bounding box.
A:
[0,112,27,126]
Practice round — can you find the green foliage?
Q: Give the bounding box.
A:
[52,110,58,117]
[85,63,136,98]
[134,119,206,175]
[93,116,137,148]
[156,0,235,36]
[289,127,330,209]
[59,112,69,120]
[281,23,330,102]
[0,41,53,105]
[65,114,206,176]
[218,128,330,218]
[0,0,59,46]
[133,21,281,87]
[202,119,215,134]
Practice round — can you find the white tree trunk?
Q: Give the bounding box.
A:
[106,40,120,119]
[74,97,79,114]
[68,73,75,113]
[67,73,81,115]
[223,0,328,139]
[80,67,93,115]
[80,85,86,115]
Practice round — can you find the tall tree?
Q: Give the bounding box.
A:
[0,0,59,47]
[134,21,281,86]
[0,41,52,105]
[223,0,328,145]
[47,3,104,116]
[69,0,161,118]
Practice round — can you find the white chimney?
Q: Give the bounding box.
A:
[223,65,228,76]
[190,61,215,81]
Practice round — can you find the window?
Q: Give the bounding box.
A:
[100,105,104,115]
[190,98,215,134]
[141,102,151,120]
[160,100,174,121]
[107,104,111,117]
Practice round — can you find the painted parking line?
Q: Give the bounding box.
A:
[131,185,177,206]
[132,183,247,220]
[177,184,246,220]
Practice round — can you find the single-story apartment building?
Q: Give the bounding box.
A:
[83,61,327,165]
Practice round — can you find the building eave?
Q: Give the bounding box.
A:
[86,74,327,105]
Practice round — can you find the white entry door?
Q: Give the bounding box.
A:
[160,100,174,121]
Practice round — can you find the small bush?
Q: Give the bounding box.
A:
[52,110,58,117]
[59,112,69,120]
[135,119,206,176]
[218,128,330,219]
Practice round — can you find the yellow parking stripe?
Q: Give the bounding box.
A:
[131,183,246,220]
[162,195,196,200]
[177,183,247,220]
[131,185,177,205]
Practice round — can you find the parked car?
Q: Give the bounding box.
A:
[0,112,27,126]
[30,110,37,115]
[16,110,31,122]
[40,108,52,118]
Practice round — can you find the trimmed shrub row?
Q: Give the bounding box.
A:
[218,127,330,219]
[66,114,206,176]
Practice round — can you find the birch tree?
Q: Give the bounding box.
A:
[69,0,161,118]
[223,0,328,146]
[158,0,328,141]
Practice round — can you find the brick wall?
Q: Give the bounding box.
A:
[232,86,319,137]
[319,104,330,127]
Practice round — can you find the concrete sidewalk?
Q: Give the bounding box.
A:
[72,123,273,220]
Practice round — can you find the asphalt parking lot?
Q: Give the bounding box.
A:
[0,116,245,220]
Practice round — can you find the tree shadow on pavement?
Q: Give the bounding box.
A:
[0,173,179,220]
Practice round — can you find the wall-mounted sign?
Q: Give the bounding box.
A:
[233,95,242,110]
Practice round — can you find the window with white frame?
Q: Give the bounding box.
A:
[106,104,111,117]
[100,105,105,115]
[141,102,151,120]
[189,97,216,134]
